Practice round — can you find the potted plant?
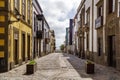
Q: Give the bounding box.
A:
[85,60,94,74]
[26,60,37,74]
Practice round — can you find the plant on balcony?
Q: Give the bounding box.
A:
[26,60,37,74]
[85,60,95,74]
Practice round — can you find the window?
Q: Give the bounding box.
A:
[36,20,38,31]
[98,5,103,17]
[34,12,38,31]
[80,14,82,27]
[80,8,85,27]
[108,0,115,14]
[28,0,30,24]
[87,12,90,23]
[86,8,90,26]
[22,0,26,20]
[82,13,85,26]
[14,0,19,11]
[34,12,36,31]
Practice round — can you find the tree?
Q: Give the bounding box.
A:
[60,44,65,52]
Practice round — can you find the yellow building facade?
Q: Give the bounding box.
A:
[0,0,32,72]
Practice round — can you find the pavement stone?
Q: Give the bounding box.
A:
[0,53,120,80]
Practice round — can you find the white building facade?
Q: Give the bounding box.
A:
[33,0,43,58]
[74,0,120,70]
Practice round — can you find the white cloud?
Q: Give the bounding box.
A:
[38,0,81,49]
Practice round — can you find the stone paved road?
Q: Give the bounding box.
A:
[0,53,120,80]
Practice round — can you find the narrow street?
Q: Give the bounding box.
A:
[0,53,120,80]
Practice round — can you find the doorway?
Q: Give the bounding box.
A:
[108,36,116,67]
[27,35,30,60]
[14,39,18,65]
[22,34,25,61]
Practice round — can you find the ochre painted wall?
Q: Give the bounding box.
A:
[8,22,32,62]
[8,0,33,64]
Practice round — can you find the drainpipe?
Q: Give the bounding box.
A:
[92,0,94,61]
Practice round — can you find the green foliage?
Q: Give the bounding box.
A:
[86,60,94,64]
[29,60,36,65]
[60,44,64,51]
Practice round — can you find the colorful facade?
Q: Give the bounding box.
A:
[0,0,32,72]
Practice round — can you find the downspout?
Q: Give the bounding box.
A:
[92,0,94,61]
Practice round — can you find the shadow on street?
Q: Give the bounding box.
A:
[62,53,120,80]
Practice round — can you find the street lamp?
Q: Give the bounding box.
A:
[16,14,21,21]
[9,13,21,24]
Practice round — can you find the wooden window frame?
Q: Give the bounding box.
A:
[22,0,26,20]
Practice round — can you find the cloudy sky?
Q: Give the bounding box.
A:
[38,0,81,49]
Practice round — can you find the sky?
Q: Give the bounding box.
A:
[38,0,81,49]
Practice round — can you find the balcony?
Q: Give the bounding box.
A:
[36,30,43,39]
[37,14,44,21]
[95,16,103,29]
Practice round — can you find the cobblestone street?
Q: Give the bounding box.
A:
[0,53,120,80]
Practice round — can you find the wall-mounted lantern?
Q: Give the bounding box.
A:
[9,12,21,24]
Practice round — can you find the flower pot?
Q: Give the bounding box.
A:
[85,61,94,74]
[26,63,37,74]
